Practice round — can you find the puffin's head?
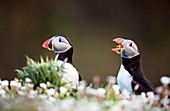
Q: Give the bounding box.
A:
[112,38,139,58]
[42,35,72,54]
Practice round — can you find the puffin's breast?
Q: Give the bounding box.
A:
[117,64,133,95]
[55,60,79,86]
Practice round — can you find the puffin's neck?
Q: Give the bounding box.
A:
[57,48,73,64]
[122,54,144,77]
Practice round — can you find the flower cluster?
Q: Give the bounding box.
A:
[0,57,169,111]
[0,76,169,111]
[0,78,79,101]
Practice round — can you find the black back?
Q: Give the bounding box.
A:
[57,47,73,64]
[122,55,155,93]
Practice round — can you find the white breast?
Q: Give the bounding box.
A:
[117,64,133,95]
[55,60,79,86]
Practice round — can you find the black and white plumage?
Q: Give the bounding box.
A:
[112,38,155,95]
[42,35,82,86]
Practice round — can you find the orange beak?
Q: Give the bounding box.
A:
[111,38,124,54]
[42,38,53,50]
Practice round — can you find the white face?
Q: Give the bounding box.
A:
[51,36,72,53]
[120,39,139,58]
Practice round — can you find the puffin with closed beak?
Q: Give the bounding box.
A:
[112,38,155,95]
[42,35,82,86]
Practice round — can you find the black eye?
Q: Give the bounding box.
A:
[129,43,132,47]
[59,38,62,42]
[48,40,52,49]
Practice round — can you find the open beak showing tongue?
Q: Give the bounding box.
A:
[111,38,124,54]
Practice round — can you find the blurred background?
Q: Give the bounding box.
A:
[0,0,169,86]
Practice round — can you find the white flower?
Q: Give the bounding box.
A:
[0,89,6,95]
[60,87,67,94]
[48,97,57,102]
[160,76,170,85]
[10,81,17,87]
[79,80,87,87]
[154,95,160,101]
[46,82,51,87]
[17,91,25,96]
[27,83,34,88]
[160,98,170,105]
[141,93,148,103]
[39,94,47,99]
[25,78,32,83]
[20,86,26,91]
[141,92,146,98]
[103,101,114,108]
[147,92,155,100]
[17,82,21,88]
[78,85,85,91]
[113,84,120,95]
[71,85,77,89]
[78,80,87,91]
[10,80,21,88]
[96,88,106,96]
[28,91,37,98]
[107,76,116,84]
[129,95,146,110]
[29,90,37,95]
[0,80,9,87]
[46,88,55,96]
[54,92,59,98]
[40,83,47,89]
[85,87,97,95]
[119,99,130,106]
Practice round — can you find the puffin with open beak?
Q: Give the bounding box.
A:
[42,35,82,86]
[112,38,155,95]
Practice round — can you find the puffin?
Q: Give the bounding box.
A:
[42,35,82,86]
[112,38,155,95]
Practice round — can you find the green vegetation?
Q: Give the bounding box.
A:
[16,56,66,88]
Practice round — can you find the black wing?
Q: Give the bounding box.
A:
[131,77,155,94]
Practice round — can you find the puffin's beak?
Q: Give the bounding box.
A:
[111,38,124,54]
[42,38,53,50]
